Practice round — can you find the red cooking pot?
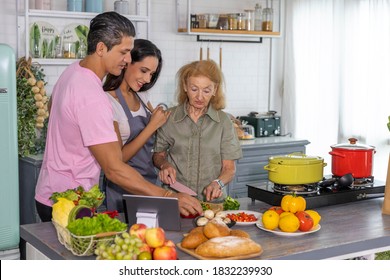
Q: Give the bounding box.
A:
[329,138,375,178]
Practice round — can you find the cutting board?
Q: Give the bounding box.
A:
[176,243,263,260]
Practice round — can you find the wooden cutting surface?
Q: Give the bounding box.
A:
[176,243,263,260]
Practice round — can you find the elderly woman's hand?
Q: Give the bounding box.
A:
[203,181,224,202]
[158,162,177,185]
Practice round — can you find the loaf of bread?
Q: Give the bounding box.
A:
[203,219,231,239]
[195,236,262,258]
[230,229,250,238]
[181,231,209,249]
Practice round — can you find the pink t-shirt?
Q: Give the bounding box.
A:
[35,62,118,206]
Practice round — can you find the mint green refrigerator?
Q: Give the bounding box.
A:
[0,44,20,259]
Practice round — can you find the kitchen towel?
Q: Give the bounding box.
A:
[382,154,390,215]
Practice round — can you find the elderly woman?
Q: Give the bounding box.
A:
[152,60,242,202]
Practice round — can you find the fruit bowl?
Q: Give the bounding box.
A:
[52,220,124,256]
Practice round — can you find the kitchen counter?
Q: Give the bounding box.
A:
[20,196,390,260]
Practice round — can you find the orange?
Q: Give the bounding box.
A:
[305,210,321,228]
[262,210,280,230]
[278,214,300,233]
[279,211,294,218]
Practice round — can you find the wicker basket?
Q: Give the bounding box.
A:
[52,220,122,256]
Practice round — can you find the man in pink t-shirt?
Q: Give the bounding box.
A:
[34,12,202,222]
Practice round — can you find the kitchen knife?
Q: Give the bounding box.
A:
[170,181,197,196]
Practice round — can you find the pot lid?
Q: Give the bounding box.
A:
[269,153,324,165]
[331,138,375,150]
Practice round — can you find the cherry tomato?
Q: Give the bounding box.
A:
[295,211,314,232]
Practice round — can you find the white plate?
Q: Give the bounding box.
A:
[220,210,261,226]
[29,21,59,58]
[61,23,89,45]
[255,214,321,236]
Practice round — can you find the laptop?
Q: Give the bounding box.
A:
[122,194,181,231]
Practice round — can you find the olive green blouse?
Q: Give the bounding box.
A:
[153,103,243,199]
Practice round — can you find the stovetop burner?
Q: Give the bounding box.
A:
[247,176,385,209]
[272,183,319,195]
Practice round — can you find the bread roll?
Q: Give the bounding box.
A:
[188,226,204,235]
[181,232,209,249]
[195,236,262,258]
[230,229,250,238]
[203,219,230,239]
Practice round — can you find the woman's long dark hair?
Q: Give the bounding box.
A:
[103,39,163,92]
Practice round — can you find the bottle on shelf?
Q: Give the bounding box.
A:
[67,0,84,12]
[85,0,104,13]
[254,3,262,31]
[262,1,273,32]
[114,0,130,14]
[35,0,51,10]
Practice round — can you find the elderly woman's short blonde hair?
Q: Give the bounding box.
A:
[176,60,226,110]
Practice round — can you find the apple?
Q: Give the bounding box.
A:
[153,246,177,260]
[129,223,148,242]
[139,243,152,253]
[163,239,176,247]
[145,227,166,248]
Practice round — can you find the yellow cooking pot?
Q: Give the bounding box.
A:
[264,153,327,185]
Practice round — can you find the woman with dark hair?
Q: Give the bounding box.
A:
[103,39,171,212]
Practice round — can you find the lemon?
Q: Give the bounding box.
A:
[137,251,152,260]
[279,211,294,218]
[305,210,321,228]
[262,210,280,230]
[278,214,300,233]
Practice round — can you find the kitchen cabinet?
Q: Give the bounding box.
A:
[18,0,151,65]
[18,154,106,224]
[176,0,281,41]
[228,137,310,198]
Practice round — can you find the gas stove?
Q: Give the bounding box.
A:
[247,176,385,209]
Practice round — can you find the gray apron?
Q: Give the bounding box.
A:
[106,89,157,212]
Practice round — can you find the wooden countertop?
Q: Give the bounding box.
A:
[20,197,390,260]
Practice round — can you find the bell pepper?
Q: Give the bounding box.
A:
[281,194,306,213]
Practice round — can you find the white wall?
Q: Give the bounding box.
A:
[6,0,283,118]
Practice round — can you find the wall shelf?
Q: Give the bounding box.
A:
[176,0,281,42]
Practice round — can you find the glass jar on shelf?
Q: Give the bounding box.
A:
[228,13,237,30]
[237,13,245,30]
[244,9,255,31]
[262,6,273,31]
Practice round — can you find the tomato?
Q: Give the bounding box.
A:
[281,194,306,213]
[226,212,258,223]
[269,206,284,215]
[295,211,314,232]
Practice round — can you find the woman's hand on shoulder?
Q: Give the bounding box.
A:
[149,106,171,130]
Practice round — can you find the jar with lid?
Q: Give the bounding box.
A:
[244,9,255,31]
[114,0,129,14]
[228,14,237,30]
[197,14,208,29]
[254,3,262,31]
[67,0,83,12]
[85,0,103,13]
[216,14,228,30]
[35,0,51,10]
[262,7,273,31]
[237,13,245,30]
